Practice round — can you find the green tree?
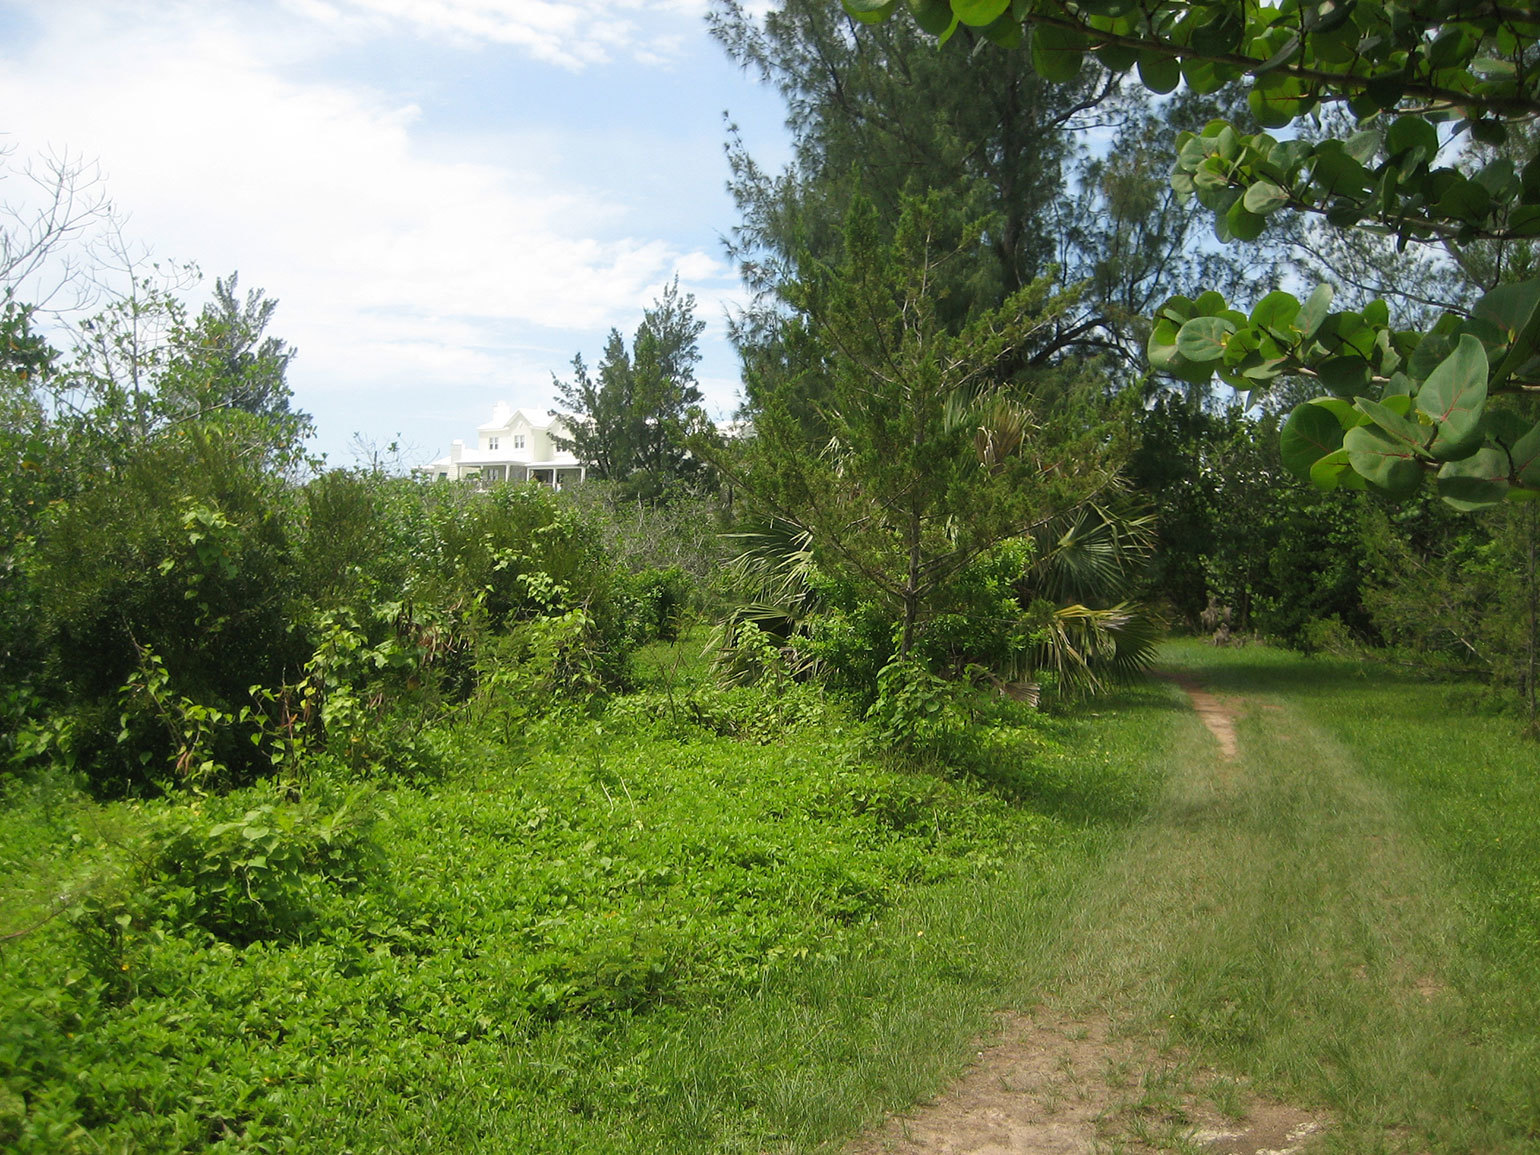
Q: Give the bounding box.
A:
[715,0,1233,396]
[850,0,1540,510]
[551,278,708,497]
[711,193,1123,663]
[162,275,304,422]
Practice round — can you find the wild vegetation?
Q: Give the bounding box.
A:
[4,0,1540,1150]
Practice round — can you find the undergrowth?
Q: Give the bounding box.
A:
[0,642,1167,1152]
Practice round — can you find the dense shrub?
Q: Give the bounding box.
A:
[24,429,305,792]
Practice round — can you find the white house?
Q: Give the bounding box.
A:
[421,403,587,488]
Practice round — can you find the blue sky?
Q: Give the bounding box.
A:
[0,0,790,465]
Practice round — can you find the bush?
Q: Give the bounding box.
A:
[24,429,305,793]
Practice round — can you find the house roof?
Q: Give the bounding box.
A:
[478,402,555,433]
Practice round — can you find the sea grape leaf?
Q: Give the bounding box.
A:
[1281,400,1349,482]
[1416,334,1488,458]
[1354,395,1429,454]
[1344,424,1425,495]
[1437,449,1510,511]
[1175,315,1233,363]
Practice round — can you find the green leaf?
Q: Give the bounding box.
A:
[1174,316,1234,363]
[1317,355,1372,396]
[1509,418,1540,486]
[1474,276,1540,392]
[1181,56,1226,95]
[1386,115,1438,163]
[843,0,900,22]
[907,0,956,34]
[1242,180,1290,215]
[1416,334,1489,458]
[1250,290,1300,335]
[1280,400,1348,482]
[1095,41,1139,71]
[1344,424,1425,495]
[1296,283,1333,339]
[1248,86,1298,129]
[1029,22,1085,81]
[1437,449,1510,511]
[1136,51,1181,94]
[982,12,1022,46]
[1354,395,1429,454]
[1343,130,1381,166]
[1310,447,1368,491]
[1225,199,1266,242]
[947,0,1007,23]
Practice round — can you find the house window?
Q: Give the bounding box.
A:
[488,436,499,450]
[513,434,526,450]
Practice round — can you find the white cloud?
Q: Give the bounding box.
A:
[299,0,707,69]
[1,3,734,363]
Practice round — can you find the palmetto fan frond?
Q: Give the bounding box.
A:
[1028,499,1158,605]
[1036,601,1164,698]
[708,519,823,684]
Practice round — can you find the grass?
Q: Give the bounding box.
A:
[0,640,1174,1153]
[1046,640,1540,1153]
[8,638,1536,1152]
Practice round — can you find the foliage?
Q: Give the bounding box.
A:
[1130,397,1379,644]
[0,651,1138,1153]
[1359,497,1540,712]
[551,278,712,498]
[711,193,1126,674]
[714,0,1111,338]
[24,428,303,792]
[854,0,1540,512]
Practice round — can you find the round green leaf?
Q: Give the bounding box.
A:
[1507,416,1540,486]
[1416,333,1489,457]
[949,0,1008,24]
[1136,51,1181,94]
[1354,395,1429,454]
[1344,424,1425,495]
[1250,290,1301,335]
[982,12,1022,46]
[1296,283,1333,339]
[1242,180,1291,215]
[1174,316,1234,363]
[1280,401,1348,482]
[1309,447,1367,491]
[1317,355,1372,396]
[906,0,956,34]
[1095,41,1139,71]
[1223,199,1265,242]
[1248,86,1297,129]
[1181,56,1227,95]
[1387,115,1439,163]
[843,0,900,22]
[1437,448,1510,511]
[1030,22,1086,81]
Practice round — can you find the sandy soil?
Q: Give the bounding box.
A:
[846,1009,1325,1155]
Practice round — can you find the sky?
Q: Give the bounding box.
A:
[0,0,791,466]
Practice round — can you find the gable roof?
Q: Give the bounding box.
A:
[478,402,555,433]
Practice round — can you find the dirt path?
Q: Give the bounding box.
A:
[845,669,1355,1155]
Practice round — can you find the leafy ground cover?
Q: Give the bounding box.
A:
[0,640,1170,1153]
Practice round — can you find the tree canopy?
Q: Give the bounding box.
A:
[551,278,709,499]
[845,0,1540,510]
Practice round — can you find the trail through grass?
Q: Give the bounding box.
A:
[1023,643,1540,1154]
